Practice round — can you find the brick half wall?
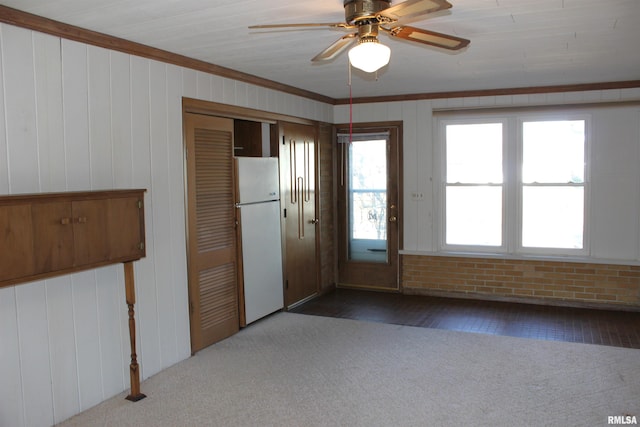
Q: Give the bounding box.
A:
[402,255,640,309]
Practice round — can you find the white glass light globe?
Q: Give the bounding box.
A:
[348,40,391,73]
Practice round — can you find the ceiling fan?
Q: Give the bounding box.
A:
[249,0,470,73]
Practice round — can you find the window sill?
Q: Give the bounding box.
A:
[399,249,640,267]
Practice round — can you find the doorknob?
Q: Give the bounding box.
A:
[309,218,320,224]
[388,216,397,223]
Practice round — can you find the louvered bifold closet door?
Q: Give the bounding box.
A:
[185,113,239,353]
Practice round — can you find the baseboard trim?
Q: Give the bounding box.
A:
[286,293,319,310]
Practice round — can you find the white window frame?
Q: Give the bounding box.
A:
[438,116,509,254]
[436,110,591,258]
[515,113,591,257]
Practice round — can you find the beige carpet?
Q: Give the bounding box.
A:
[58,312,639,427]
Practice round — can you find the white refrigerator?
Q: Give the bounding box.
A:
[235,157,284,325]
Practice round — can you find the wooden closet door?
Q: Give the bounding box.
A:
[279,121,319,307]
[185,113,239,353]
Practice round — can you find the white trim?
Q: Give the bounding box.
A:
[515,114,590,257]
[437,117,508,253]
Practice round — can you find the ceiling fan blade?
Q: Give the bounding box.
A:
[312,33,358,61]
[377,0,452,22]
[386,25,469,50]
[249,23,351,29]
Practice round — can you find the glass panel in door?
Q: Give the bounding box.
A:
[348,139,388,263]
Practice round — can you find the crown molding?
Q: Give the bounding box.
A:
[336,80,640,105]
[2,5,638,108]
[0,5,336,105]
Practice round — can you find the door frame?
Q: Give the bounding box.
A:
[181,98,322,340]
[334,121,403,291]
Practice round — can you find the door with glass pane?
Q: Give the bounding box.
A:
[337,125,401,290]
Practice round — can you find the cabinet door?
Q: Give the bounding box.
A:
[73,199,109,265]
[32,201,75,273]
[108,196,144,261]
[0,204,35,282]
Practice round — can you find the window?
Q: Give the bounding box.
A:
[441,113,588,256]
[521,120,585,250]
[445,122,504,247]
[349,138,388,262]
[339,132,392,263]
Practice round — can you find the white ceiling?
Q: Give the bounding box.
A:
[3,0,640,100]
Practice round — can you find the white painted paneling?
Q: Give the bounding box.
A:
[222,77,235,105]
[182,68,197,99]
[71,271,103,410]
[87,45,114,189]
[256,85,268,112]
[2,25,39,194]
[166,64,191,359]
[248,83,259,111]
[236,81,249,107]
[62,39,90,191]
[415,101,434,252]
[196,70,212,101]
[0,29,7,194]
[149,60,179,367]
[0,26,7,194]
[95,266,125,399]
[45,277,80,424]
[0,21,332,427]
[0,287,23,427]
[589,107,640,260]
[110,50,133,188]
[33,32,66,192]
[15,281,54,427]
[210,74,222,102]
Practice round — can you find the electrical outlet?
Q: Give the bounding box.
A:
[411,192,424,201]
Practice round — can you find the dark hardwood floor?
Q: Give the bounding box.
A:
[290,288,640,349]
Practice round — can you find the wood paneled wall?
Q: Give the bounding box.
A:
[0,23,332,427]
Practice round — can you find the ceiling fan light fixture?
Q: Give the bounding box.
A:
[348,38,391,73]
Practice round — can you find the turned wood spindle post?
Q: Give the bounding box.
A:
[124,261,146,401]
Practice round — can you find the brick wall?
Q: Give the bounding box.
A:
[402,255,640,308]
[318,123,336,293]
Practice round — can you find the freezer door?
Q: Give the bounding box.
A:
[236,157,280,204]
[239,201,284,324]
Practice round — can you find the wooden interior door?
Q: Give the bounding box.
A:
[278,121,319,307]
[185,113,239,354]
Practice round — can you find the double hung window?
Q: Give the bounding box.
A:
[445,122,504,247]
[441,113,588,256]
